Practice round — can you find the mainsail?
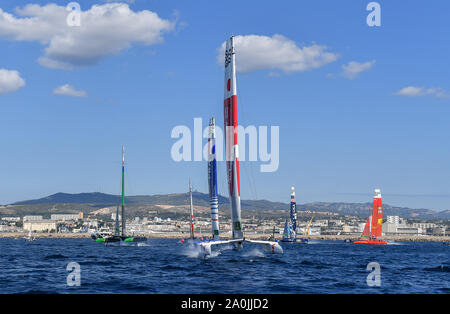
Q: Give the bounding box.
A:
[224,36,243,241]
[290,186,297,237]
[282,219,291,241]
[189,179,195,239]
[371,189,383,239]
[208,117,220,240]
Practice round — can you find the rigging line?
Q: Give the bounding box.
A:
[238,88,258,201]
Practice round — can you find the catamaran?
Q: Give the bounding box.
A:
[282,187,298,242]
[180,179,203,243]
[354,189,387,245]
[182,119,221,245]
[103,146,147,245]
[198,36,283,256]
[24,227,36,242]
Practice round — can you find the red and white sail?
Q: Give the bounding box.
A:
[224,36,243,240]
[198,36,283,255]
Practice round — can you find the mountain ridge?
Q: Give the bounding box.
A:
[7,192,449,220]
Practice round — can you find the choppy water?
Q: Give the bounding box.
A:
[0,238,448,294]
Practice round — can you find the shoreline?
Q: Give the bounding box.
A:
[1,232,449,242]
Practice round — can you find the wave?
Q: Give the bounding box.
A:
[44,254,67,259]
[424,265,450,272]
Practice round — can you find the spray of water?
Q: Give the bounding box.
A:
[242,248,265,258]
[180,243,203,258]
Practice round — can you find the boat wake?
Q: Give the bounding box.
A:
[305,240,321,245]
[241,248,265,258]
[386,241,404,245]
[180,243,204,259]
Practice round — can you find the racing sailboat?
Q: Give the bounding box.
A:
[181,118,220,245]
[104,146,147,245]
[181,179,205,243]
[354,189,387,245]
[199,36,282,256]
[24,227,36,242]
[208,117,220,240]
[282,186,297,242]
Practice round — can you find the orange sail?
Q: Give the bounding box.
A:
[355,189,387,245]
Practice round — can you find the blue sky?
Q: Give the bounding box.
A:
[0,0,449,211]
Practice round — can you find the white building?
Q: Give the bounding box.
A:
[1,217,21,222]
[411,222,437,231]
[396,226,420,235]
[23,220,57,232]
[383,222,398,234]
[387,216,400,225]
[51,213,82,221]
[111,213,121,220]
[314,220,328,227]
[23,215,43,222]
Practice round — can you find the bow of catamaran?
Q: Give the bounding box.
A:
[198,36,283,256]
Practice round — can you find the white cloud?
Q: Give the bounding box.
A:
[0,69,26,95]
[394,86,447,98]
[53,84,87,97]
[104,0,135,3]
[217,34,338,73]
[0,3,175,69]
[341,60,375,79]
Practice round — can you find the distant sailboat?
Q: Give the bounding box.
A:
[282,187,297,242]
[181,179,203,244]
[188,179,199,241]
[104,146,147,245]
[354,189,387,245]
[24,227,36,242]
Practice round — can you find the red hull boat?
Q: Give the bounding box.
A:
[354,239,387,245]
[355,189,387,246]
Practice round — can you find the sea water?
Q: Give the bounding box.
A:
[0,238,448,294]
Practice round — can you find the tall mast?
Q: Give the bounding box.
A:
[121,145,125,237]
[189,179,195,239]
[371,189,383,240]
[208,117,220,240]
[290,186,297,237]
[224,36,243,240]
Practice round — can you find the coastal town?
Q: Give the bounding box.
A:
[1,205,448,242]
